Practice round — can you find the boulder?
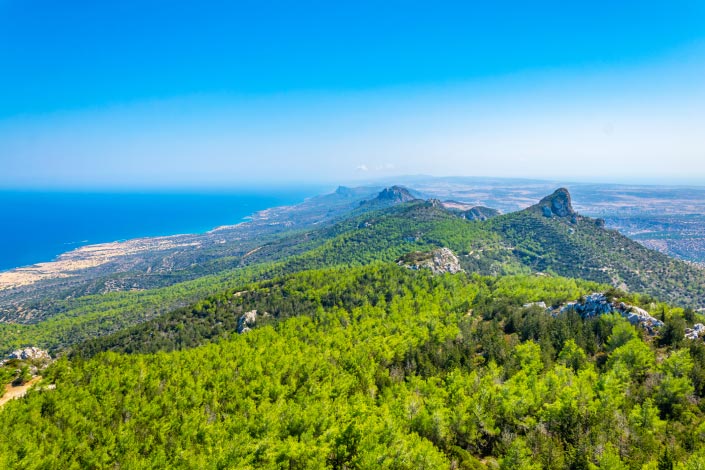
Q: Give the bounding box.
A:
[523,301,547,309]
[560,293,613,318]
[237,310,258,334]
[685,323,705,340]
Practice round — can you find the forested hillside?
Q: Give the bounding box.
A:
[3,188,705,355]
[2,265,705,468]
[3,188,705,467]
[4,0,704,465]
[488,209,705,306]
[69,265,601,358]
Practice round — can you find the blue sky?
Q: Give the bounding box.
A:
[1,0,705,188]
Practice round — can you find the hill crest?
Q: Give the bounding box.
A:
[533,187,576,218]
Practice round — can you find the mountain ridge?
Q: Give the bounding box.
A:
[2,185,705,355]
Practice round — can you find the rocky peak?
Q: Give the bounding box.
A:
[463,206,500,221]
[376,186,417,204]
[334,186,355,197]
[537,188,576,218]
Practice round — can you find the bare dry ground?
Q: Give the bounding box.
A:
[0,376,41,408]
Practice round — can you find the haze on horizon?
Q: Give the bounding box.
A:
[2,1,705,189]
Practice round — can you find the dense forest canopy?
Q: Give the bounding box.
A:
[3,188,705,468]
[4,191,705,356]
[2,265,705,468]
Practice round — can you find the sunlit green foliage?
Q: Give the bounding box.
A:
[5,198,705,356]
[0,264,703,468]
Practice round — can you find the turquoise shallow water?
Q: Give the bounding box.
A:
[0,188,322,271]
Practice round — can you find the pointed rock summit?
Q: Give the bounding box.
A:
[359,185,419,209]
[536,188,576,218]
[334,186,355,196]
[375,186,417,204]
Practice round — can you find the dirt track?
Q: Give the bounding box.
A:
[0,376,41,408]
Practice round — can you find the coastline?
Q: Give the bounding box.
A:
[0,191,319,291]
[0,235,204,290]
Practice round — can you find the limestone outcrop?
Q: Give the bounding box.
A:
[8,347,51,361]
[237,310,258,334]
[545,293,664,334]
[536,188,576,218]
[398,248,464,275]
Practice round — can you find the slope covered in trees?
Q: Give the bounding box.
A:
[487,208,705,306]
[69,265,601,358]
[4,188,705,355]
[2,265,705,468]
[228,188,705,309]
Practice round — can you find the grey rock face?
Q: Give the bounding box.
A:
[431,248,464,274]
[360,186,418,209]
[551,293,664,334]
[237,310,258,334]
[686,323,705,340]
[617,303,664,331]
[560,293,613,317]
[463,206,501,221]
[538,188,576,218]
[376,186,416,204]
[8,347,51,361]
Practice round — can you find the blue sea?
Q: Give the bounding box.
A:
[0,188,323,272]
